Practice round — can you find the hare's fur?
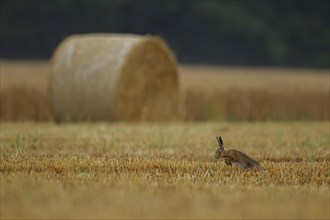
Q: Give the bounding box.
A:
[215,136,262,171]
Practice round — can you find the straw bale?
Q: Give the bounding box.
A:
[49,34,180,122]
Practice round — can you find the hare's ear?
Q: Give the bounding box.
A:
[216,136,224,151]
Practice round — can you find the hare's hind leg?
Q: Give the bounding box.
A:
[234,161,250,170]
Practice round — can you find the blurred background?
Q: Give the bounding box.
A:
[1,0,329,67]
[0,0,329,122]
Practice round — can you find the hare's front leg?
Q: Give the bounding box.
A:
[224,158,232,166]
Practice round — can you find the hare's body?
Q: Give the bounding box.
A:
[220,149,262,170]
[215,136,262,171]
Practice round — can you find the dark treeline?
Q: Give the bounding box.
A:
[1,0,329,67]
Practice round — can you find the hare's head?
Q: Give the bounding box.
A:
[215,136,225,159]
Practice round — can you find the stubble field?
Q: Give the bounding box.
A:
[0,61,329,219]
[1,122,329,219]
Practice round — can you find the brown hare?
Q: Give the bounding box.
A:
[215,136,263,171]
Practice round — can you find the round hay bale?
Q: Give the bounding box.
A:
[49,33,180,122]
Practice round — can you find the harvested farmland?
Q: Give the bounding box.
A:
[49,34,180,122]
[0,122,329,219]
